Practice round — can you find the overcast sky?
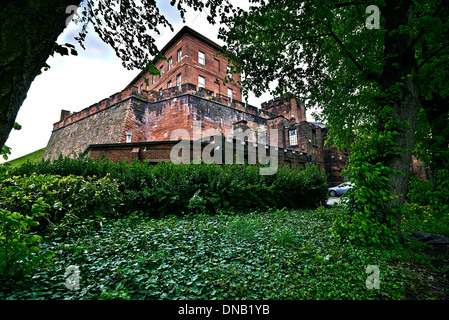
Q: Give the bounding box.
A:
[2,1,316,162]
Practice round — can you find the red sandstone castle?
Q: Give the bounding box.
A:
[43,26,350,186]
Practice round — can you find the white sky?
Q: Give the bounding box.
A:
[2,1,315,162]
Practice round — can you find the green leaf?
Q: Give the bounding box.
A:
[13,122,21,130]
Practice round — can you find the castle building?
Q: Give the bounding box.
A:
[43,26,349,186]
[126,26,242,103]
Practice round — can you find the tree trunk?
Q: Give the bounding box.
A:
[0,0,78,149]
[380,0,420,234]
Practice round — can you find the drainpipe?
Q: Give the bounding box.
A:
[282,120,286,150]
[222,133,225,164]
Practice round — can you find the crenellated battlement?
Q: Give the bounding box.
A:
[53,88,134,131]
[261,95,306,122]
[53,84,198,131]
[52,83,286,132]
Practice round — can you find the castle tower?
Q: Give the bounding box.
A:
[261,96,306,123]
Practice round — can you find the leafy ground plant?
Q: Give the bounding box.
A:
[2,208,443,300]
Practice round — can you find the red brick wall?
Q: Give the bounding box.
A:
[90,146,139,163]
[411,156,430,181]
[89,140,309,170]
[261,97,306,123]
[132,32,242,104]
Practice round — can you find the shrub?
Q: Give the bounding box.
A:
[0,173,123,227]
[0,198,55,282]
[333,129,402,247]
[407,169,449,213]
[4,156,328,217]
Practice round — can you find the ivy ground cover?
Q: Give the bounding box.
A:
[2,208,437,300]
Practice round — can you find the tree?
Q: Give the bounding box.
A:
[218,0,448,244]
[413,1,449,189]
[1,0,75,155]
[0,0,233,152]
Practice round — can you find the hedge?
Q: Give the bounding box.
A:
[3,156,328,217]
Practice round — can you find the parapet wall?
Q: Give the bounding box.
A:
[52,83,285,133]
[43,98,133,160]
[53,89,133,131]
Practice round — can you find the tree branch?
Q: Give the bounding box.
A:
[289,33,333,43]
[419,41,449,67]
[319,18,366,72]
[407,1,445,53]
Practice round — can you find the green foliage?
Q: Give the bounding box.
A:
[0,199,55,282]
[333,127,403,246]
[3,209,428,300]
[1,122,21,161]
[218,0,449,249]
[402,202,449,238]
[219,0,385,147]
[407,177,433,207]
[407,170,449,214]
[7,156,328,217]
[0,173,123,228]
[1,146,11,161]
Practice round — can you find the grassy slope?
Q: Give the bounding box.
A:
[2,148,45,167]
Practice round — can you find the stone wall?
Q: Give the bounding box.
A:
[261,97,306,123]
[43,98,132,160]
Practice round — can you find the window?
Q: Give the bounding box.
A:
[168,57,172,71]
[159,88,163,95]
[167,80,172,88]
[152,75,156,84]
[177,73,182,88]
[198,51,205,65]
[160,66,164,77]
[140,84,143,93]
[198,75,205,88]
[126,131,132,143]
[289,129,298,146]
[227,88,233,102]
[177,48,182,62]
[312,129,317,146]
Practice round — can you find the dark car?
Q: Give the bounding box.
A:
[328,182,354,197]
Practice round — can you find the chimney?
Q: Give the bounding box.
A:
[60,110,71,121]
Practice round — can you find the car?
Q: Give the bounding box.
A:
[328,181,354,197]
